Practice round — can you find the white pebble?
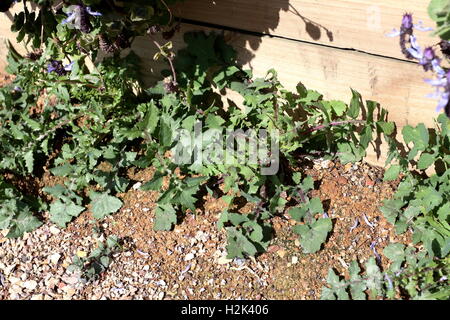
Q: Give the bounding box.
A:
[184,253,195,261]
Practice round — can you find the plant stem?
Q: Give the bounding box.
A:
[307,119,366,133]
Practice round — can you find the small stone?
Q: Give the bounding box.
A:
[337,176,348,185]
[31,294,43,300]
[267,245,280,253]
[132,182,142,190]
[62,275,79,285]
[22,280,38,291]
[76,250,87,258]
[47,278,59,289]
[292,256,299,264]
[294,239,301,247]
[365,177,375,186]
[63,286,76,297]
[49,225,60,235]
[49,253,61,265]
[217,255,233,265]
[9,285,23,295]
[277,249,287,258]
[184,253,195,261]
[9,276,21,285]
[156,280,166,287]
[321,160,331,169]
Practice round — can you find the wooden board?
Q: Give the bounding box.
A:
[130,23,439,166]
[133,23,438,128]
[0,3,34,71]
[174,0,438,61]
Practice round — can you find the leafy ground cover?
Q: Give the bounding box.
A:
[0,1,449,300]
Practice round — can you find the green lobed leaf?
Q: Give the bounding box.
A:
[89,192,123,219]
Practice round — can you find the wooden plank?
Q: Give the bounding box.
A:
[134,24,438,127]
[0,3,34,70]
[173,0,438,61]
[130,23,440,166]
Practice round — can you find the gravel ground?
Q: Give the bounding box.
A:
[0,158,412,300]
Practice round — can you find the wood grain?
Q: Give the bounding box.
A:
[174,0,438,61]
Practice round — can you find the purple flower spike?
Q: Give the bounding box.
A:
[402,13,413,30]
[61,5,102,33]
[424,71,450,115]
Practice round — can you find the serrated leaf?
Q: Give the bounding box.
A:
[228,212,249,226]
[206,114,225,128]
[437,203,450,228]
[226,227,258,258]
[42,184,67,197]
[348,89,362,119]
[383,243,406,262]
[329,100,346,117]
[348,261,367,300]
[308,197,324,215]
[90,192,123,219]
[324,269,350,300]
[365,257,383,298]
[377,121,395,135]
[298,218,332,253]
[141,171,165,191]
[23,150,34,174]
[218,210,229,230]
[289,206,307,221]
[384,165,401,181]
[6,211,42,238]
[154,204,177,231]
[417,153,435,170]
[49,200,85,228]
[50,163,74,177]
[142,101,159,135]
[246,221,264,243]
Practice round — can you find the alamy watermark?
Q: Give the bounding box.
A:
[170,121,280,175]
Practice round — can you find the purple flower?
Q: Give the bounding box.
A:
[384,274,394,290]
[62,5,101,33]
[47,60,74,76]
[406,36,440,72]
[425,71,450,115]
[386,13,433,37]
[386,13,433,60]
